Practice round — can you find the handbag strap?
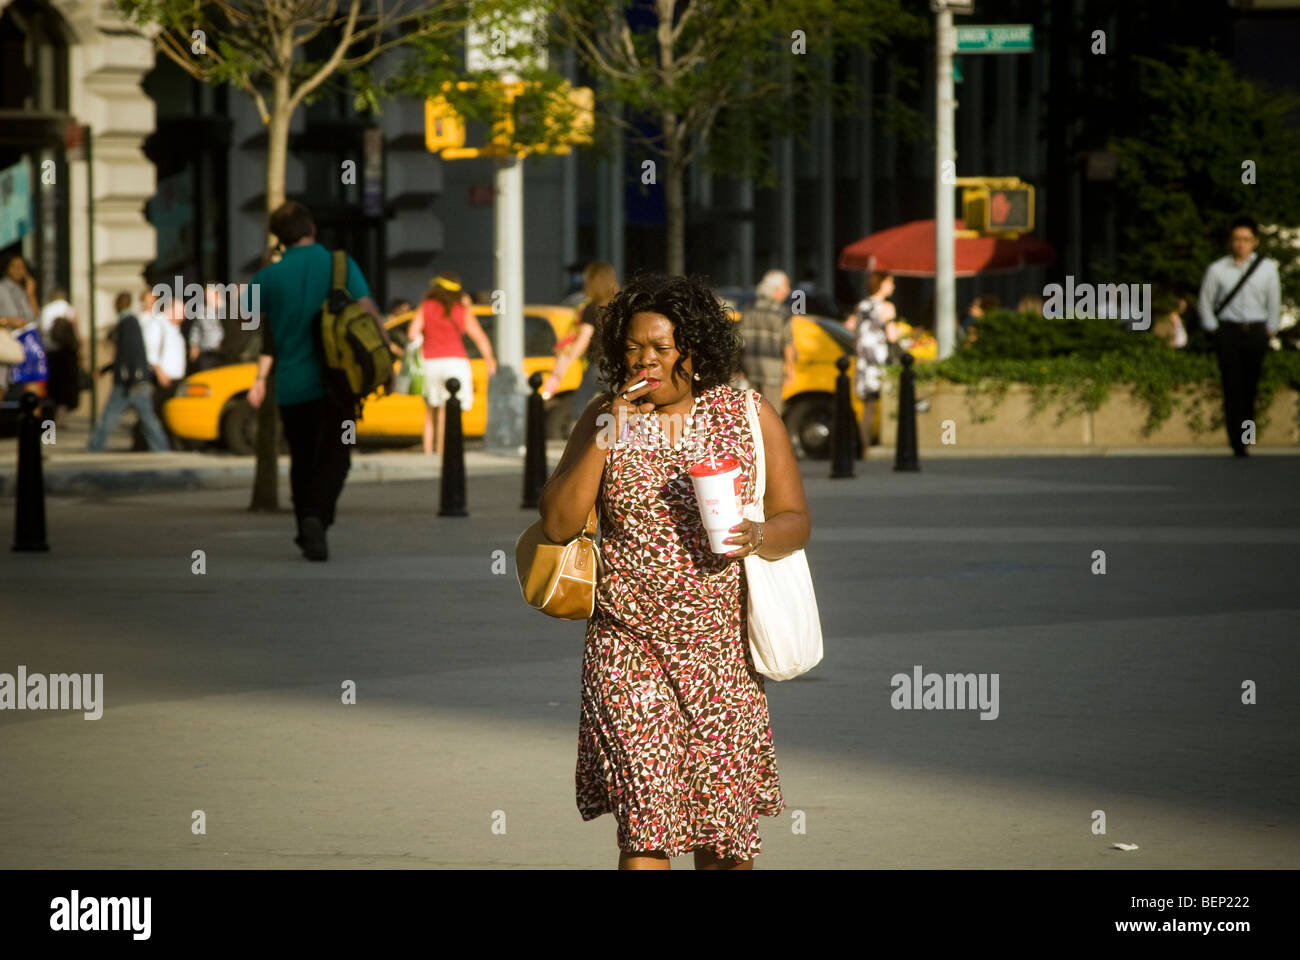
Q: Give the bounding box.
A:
[743,388,766,519]
[582,504,597,537]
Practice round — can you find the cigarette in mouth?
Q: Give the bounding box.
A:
[626,379,650,393]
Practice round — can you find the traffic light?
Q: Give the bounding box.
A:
[555,85,594,148]
[517,83,595,156]
[481,81,523,151]
[504,83,547,151]
[426,81,595,160]
[960,178,1034,235]
[984,185,1033,232]
[424,96,466,152]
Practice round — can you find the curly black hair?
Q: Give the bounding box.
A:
[596,272,741,394]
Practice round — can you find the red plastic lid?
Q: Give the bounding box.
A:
[689,455,740,477]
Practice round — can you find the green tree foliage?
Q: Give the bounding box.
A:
[118,0,473,510]
[909,310,1300,437]
[543,0,925,274]
[1108,48,1300,314]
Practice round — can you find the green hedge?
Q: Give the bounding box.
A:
[901,310,1300,436]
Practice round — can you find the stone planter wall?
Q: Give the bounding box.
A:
[880,381,1300,449]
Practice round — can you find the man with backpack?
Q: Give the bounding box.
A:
[247,201,391,560]
[87,291,171,452]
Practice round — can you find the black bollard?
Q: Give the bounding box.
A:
[438,377,468,516]
[13,391,49,551]
[521,371,548,508]
[830,354,855,478]
[894,353,920,472]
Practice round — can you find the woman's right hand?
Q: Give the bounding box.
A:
[606,368,658,416]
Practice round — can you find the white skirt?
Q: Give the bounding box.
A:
[421,356,474,411]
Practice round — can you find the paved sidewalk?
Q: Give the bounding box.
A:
[2,459,1297,868]
[0,409,569,496]
[5,408,1294,497]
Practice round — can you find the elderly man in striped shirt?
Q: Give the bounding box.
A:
[1197,216,1281,457]
[737,269,796,415]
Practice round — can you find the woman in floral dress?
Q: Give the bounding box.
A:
[538,273,812,869]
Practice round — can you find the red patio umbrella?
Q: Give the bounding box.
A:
[838,219,1055,277]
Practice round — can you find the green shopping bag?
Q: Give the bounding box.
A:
[405,341,425,396]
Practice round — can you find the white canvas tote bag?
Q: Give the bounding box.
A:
[740,389,824,680]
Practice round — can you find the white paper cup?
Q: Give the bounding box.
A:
[689,454,744,553]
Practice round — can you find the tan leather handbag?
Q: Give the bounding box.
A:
[0,328,24,364]
[515,506,600,619]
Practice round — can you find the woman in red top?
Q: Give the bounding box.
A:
[407,271,496,455]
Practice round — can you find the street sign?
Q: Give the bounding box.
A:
[955,24,1033,53]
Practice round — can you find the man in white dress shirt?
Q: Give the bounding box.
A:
[132,290,188,449]
[1197,216,1280,457]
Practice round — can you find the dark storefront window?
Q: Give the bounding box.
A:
[0,0,71,297]
[142,56,231,290]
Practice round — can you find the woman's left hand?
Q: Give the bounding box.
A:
[724,519,763,558]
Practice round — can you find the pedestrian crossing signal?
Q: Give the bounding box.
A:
[959,179,1034,236]
[425,97,466,152]
[425,82,594,160]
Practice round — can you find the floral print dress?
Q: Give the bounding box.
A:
[576,382,784,861]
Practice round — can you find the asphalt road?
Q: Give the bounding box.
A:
[2,455,1298,868]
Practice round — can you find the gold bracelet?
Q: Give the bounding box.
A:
[754,522,764,552]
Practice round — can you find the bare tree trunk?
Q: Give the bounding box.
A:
[664,139,686,275]
[249,99,291,512]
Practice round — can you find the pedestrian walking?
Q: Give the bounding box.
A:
[1017,293,1045,316]
[850,271,897,453]
[0,254,46,396]
[1197,216,1281,457]
[960,293,998,342]
[1152,294,1188,349]
[538,272,811,869]
[246,201,385,560]
[540,260,619,421]
[407,271,496,456]
[188,287,226,372]
[737,269,796,414]
[87,292,170,452]
[133,291,188,449]
[38,286,82,417]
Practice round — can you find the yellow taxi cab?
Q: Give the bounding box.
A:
[778,315,936,459]
[534,305,938,460]
[164,304,582,453]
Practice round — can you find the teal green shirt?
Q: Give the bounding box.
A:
[253,243,371,406]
